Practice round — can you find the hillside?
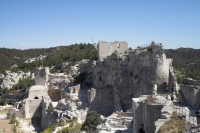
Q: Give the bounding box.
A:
[0,43,96,74]
[1,45,200,81]
[166,48,200,81]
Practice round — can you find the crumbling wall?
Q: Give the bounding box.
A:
[35,68,49,86]
[8,108,24,118]
[132,96,163,133]
[90,44,173,114]
[26,99,42,118]
[180,84,200,106]
[183,78,200,86]
[40,100,59,130]
[97,41,128,59]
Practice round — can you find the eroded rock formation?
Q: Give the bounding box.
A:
[88,44,174,115]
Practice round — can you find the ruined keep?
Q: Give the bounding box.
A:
[88,43,175,116]
[97,41,128,59]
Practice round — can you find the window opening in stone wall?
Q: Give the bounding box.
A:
[117,43,120,48]
[34,96,39,99]
[99,77,101,81]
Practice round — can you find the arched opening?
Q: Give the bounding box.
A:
[99,77,101,81]
[120,100,126,112]
[34,96,39,99]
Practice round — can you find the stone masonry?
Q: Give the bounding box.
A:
[97,41,128,59]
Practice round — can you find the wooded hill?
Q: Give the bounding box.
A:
[0,44,199,81]
[165,48,200,81]
[0,43,96,74]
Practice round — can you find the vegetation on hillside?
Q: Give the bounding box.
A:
[1,43,200,82]
[157,111,186,133]
[11,78,35,91]
[166,48,200,81]
[81,111,102,133]
[0,98,7,106]
[57,123,82,133]
[0,43,96,74]
[0,47,55,73]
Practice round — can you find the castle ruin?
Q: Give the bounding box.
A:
[97,41,128,59]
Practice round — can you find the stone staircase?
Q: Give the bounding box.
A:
[99,112,133,133]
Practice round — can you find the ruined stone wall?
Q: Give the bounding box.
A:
[180,84,200,106]
[89,45,173,113]
[97,41,128,59]
[26,99,42,118]
[35,68,49,86]
[41,100,59,130]
[8,108,24,118]
[27,88,48,100]
[88,87,114,108]
[48,74,68,81]
[132,97,163,133]
[184,78,200,86]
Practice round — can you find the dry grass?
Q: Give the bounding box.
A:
[0,120,13,133]
[145,96,156,104]
[157,111,186,133]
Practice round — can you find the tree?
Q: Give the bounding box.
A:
[0,98,7,106]
[81,111,102,133]
[2,87,9,94]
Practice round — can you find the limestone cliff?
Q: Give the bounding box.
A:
[88,44,174,115]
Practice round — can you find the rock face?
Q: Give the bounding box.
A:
[25,54,47,63]
[0,74,5,79]
[0,70,33,89]
[89,44,174,115]
[35,68,49,86]
[180,78,200,106]
[132,95,171,133]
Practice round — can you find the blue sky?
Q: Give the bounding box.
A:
[0,0,200,49]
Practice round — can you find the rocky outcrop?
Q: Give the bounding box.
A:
[0,70,33,89]
[132,95,171,133]
[35,68,49,86]
[89,44,174,114]
[25,55,47,63]
[0,74,4,79]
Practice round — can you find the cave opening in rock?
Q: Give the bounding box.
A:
[34,96,39,99]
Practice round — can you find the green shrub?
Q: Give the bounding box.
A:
[2,88,9,94]
[60,121,66,127]
[0,78,3,84]
[81,111,102,132]
[0,98,7,106]
[147,44,155,52]
[57,123,82,133]
[41,124,58,133]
